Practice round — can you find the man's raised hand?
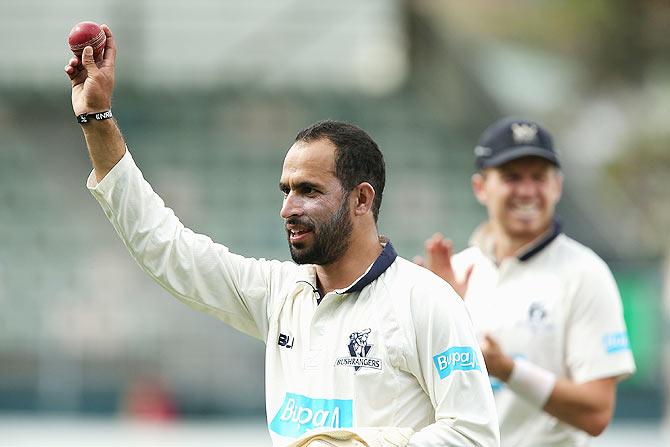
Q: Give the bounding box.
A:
[421,233,473,299]
[64,24,116,117]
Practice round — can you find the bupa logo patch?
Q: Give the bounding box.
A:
[603,332,631,354]
[433,346,481,379]
[334,328,382,371]
[269,392,353,438]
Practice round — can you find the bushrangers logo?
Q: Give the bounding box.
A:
[528,301,547,324]
[334,328,382,371]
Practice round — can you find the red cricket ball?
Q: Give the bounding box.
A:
[68,21,106,62]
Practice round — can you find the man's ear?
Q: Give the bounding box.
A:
[352,182,376,216]
[472,172,487,206]
[553,169,564,203]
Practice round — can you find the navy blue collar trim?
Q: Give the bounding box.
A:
[340,241,398,294]
[518,221,562,262]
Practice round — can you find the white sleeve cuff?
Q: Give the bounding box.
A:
[506,358,556,408]
[86,145,131,191]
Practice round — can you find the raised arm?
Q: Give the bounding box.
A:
[64,24,285,341]
[65,24,125,181]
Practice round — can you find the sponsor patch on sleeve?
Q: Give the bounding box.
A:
[602,332,631,354]
[433,346,481,379]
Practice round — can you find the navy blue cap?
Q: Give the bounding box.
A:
[474,117,560,169]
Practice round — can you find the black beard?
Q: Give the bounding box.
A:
[287,197,353,265]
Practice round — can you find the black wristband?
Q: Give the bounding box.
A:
[77,110,113,124]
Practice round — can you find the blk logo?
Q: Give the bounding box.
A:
[278,333,294,349]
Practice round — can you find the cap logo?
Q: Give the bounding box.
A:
[511,123,538,144]
[474,145,492,157]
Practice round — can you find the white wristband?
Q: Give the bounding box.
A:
[506,358,556,408]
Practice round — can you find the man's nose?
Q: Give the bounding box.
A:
[516,177,537,196]
[280,192,302,219]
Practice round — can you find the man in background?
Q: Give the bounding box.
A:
[64,25,499,446]
[418,117,636,446]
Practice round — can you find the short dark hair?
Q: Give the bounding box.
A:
[295,120,385,222]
